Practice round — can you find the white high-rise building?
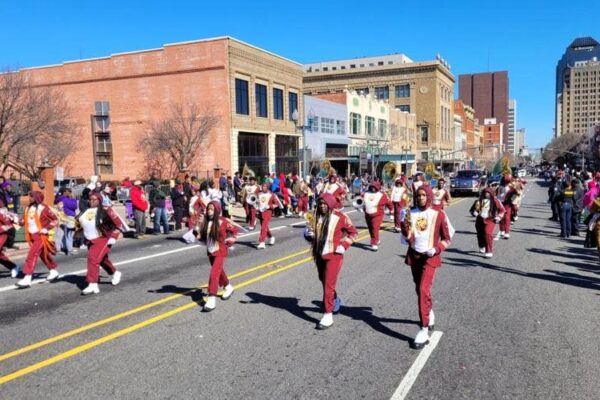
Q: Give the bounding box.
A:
[507,99,517,156]
[515,128,525,155]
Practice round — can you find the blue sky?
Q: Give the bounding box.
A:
[1,0,598,149]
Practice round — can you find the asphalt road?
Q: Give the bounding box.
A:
[1,179,598,399]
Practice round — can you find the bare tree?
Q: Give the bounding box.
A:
[141,103,220,174]
[542,132,582,162]
[0,68,78,179]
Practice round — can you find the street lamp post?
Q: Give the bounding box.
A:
[292,109,307,177]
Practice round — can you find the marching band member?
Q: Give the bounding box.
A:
[77,192,126,295]
[401,185,453,349]
[304,193,358,329]
[323,175,346,210]
[495,175,517,239]
[470,188,505,258]
[16,191,59,288]
[390,177,410,232]
[256,183,279,249]
[511,177,527,222]
[199,200,239,312]
[241,176,259,230]
[0,208,19,278]
[412,173,425,194]
[432,178,451,211]
[296,177,312,217]
[362,181,392,251]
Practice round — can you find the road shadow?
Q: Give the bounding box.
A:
[240,291,319,323]
[512,227,556,235]
[59,273,88,289]
[453,230,476,236]
[148,284,205,306]
[352,242,376,251]
[311,301,415,342]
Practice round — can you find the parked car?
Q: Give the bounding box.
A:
[450,170,483,196]
[53,177,87,198]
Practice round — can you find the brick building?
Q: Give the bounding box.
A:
[459,71,509,146]
[20,36,303,180]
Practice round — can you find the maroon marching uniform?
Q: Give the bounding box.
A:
[257,186,280,245]
[362,181,392,248]
[470,188,505,255]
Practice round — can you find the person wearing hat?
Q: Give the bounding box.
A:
[495,175,518,239]
[16,191,60,288]
[131,180,149,238]
[390,176,410,232]
[432,178,451,211]
[401,185,454,349]
[256,182,279,249]
[77,192,126,294]
[360,181,392,251]
[304,193,358,329]
[241,176,259,230]
[199,200,239,311]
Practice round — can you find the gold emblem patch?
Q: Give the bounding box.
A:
[416,216,428,231]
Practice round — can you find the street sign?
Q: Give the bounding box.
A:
[55,166,64,182]
[359,152,368,171]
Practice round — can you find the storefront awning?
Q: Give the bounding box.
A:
[348,154,416,162]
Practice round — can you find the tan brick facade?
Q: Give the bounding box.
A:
[303,60,455,161]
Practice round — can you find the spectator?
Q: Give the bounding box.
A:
[131,180,149,238]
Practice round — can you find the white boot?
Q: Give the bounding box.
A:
[203,295,216,312]
[257,242,266,249]
[16,274,32,288]
[429,310,435,331]
[503,233,510,239]
[82,283,100,295]
[269,236,275,245]
[111,270,122,286]
[485,253,493,258]
[221,284,234,300]
[411,327,430,349]
[317,313,333,329]
[10,265,20,279]
[479,247,486,253]
[371,244,378,251]
[46,269,59,282]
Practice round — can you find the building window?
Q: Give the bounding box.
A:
[378,119,387,138]
[275,135,299,174]
[365,116,375,136]
[336,120,346,135]
[420,126,429,144]
[273,88,284,120]
[421,152,429,161]
[255,83,268,118]
[288,92,298,121]
[357,88,369,95]
[375,86,389,99]
[395,105,410,112]
[235,79,249,115]
[396,84,410,98]
[350,113,362,135]
[312,116,319,132]
[321,117,335,134]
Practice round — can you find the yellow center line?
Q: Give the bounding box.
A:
[0,231,372,385]
[0,201,467,383]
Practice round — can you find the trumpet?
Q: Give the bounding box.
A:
[352,197,364,211]
[304,210,315,225]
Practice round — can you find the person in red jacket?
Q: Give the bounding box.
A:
[130,180,149,239]
[78,192,127,295]
[432,178,451,211]
[401,185,454,349]
[304,193,358,329]
[323,175,346,210]
[257,183,279,249]
[16,191,59,288]
[390,177,410,232]
[470,188,505,258]
[361,181,392,251]
[200,200,239,312]
[495,175,518,239]
[0,208,19,278]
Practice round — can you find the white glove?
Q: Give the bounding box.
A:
[494,217,501,223]
[40,228,48,234]
[425,248,436,257]
[107,238,116,246]
[335,245,346,254]
[304,228,314,238]
[472,211,479,217]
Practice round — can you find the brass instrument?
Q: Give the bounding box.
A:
[304,210,315,226]
[352,197,364,211]
[242,163,256,178]
[318,159,336,178]
[246,194,257,206]
[383,161,398,187]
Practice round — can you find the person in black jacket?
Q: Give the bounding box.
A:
[170,179,187,230]
[150,181,169,234]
